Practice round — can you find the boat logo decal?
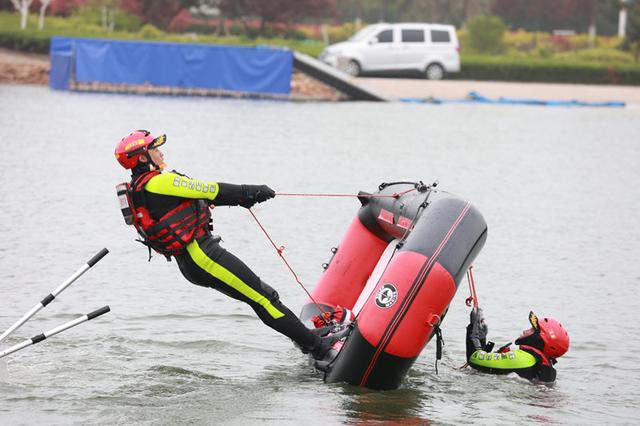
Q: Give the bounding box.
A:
[375,283,398,308]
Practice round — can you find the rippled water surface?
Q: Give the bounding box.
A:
[1,85,639,425]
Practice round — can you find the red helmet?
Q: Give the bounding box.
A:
[115,130,166,169]
[529,311,570,358]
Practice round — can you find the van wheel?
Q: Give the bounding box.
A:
[342,60,361,77]
[425,63,444,80]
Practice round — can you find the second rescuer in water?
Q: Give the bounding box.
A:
[465,309,570,383]
[114,130,345,361]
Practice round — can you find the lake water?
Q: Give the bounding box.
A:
[1,84,639,425]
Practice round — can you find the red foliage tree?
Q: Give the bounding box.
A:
[49,0,85,16]
[121,0,198,29]
[491,0,598,32]
[167,8,193,33]
[220,0,335,29]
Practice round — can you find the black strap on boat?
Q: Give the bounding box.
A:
[395,188,435,251]
[378,180,422,191]
[378,180,437,192]
[434,324,445,375]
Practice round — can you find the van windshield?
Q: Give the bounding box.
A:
[349,26,379,42]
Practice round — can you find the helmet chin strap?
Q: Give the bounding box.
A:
[515,331,544,350]
[142,152,164,171]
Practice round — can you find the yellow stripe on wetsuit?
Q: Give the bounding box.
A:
[145,172,220,200]
[186,240,285,319]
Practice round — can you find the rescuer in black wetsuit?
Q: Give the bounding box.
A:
[465,309,570,383]
[115,130,344,360]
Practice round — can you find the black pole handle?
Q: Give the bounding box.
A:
[87,305,111,320]
[87,248,109,267]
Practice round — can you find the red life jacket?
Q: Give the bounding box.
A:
[519,344,552,366]
[117,171,211,258]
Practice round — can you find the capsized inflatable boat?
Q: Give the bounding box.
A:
[300,181,487,390]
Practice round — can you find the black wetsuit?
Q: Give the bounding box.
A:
[131,168,320,352]
[466,324,557,383]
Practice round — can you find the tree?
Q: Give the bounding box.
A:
[10,0,34,29]
[333,0,492,27]
[38,0,53,30]
[49,0,85,16]
[121,0,199,30]
[1,0,14,11]
[627,0,640,59]
[491,0,620,35]
[465,14,506,53]
[219,0,335,32]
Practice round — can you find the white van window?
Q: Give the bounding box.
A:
[376,29,393,43]
[350,26,378,42]
[401,29,425,43]
[431,30,451,43]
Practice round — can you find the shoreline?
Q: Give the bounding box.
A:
[356,77,640,106]
[3,48,640,105]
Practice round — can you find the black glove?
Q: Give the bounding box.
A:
[469,307,488,351]
[239,184,276,209]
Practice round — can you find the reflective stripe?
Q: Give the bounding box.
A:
[186,240,285,319]
[145,172,220,201]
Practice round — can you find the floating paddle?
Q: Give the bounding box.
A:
[0,248,109,345]
[0,306,111,360]
[0,248,109,380]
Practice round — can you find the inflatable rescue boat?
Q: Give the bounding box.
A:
[300,181,487,390]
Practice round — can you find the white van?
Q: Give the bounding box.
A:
[319,23,460,80]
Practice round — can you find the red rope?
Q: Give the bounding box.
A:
[248,209,329,318]
[276,188,417,199]
[460,266,480,370]
[465,265,479,308]
[248,187,418,324]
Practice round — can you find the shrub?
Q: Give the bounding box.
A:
[185,24,217,35]
[297,26,320,41]
[549,35,571,52]
[229,24,244,36]
[327,22,358,44]
[558,48,634,64]
[532,47,554,59]
[138,23,163,39]
[504,30,537,52]
[0,30,50,53]
[465,14,506,54]
[567,33,591,50]
[453,55,640,85]
[70,6,141,32]
[282,28,306,40]
[115,11,142,32]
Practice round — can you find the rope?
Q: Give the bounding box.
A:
[276,188,417,199]
[248,209,330,319]
[460,266,480,370]
[465,265,479,308]
[250,183,430,324]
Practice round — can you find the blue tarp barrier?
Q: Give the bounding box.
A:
[49,53,72,90]
[49,37,292,95]
[49,37,74,90]
[400,91,625,108]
